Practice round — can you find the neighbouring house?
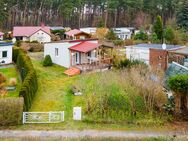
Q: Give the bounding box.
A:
[0,32,4,40]
[126,43,185,70]
[50,26,65,31]
[168,47,188,67]
[44,39,113,72]
[13,26,51,43]
[0,42,13,65]
[112,27,134,40]
[80,27,97,36]
[65,29,91,40]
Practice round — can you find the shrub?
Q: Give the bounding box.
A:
[134,30,148,40]
[0,98,24,125]
[43,55,53,67]
[15,40,21,47]
[168,74,188,114]
[124,39,134,46]
[0,73,6,84]
[13,48,38,111]
[9,78,17,86]
[164,27,175,44]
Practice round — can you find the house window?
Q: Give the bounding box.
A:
[55,48,59,56]
[2,51,7,58]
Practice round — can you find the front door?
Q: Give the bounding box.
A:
[75,52,80,64]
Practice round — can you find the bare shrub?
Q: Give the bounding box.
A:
[0,72,6,84]
[9,78,17,86]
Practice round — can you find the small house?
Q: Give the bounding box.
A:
[80,27,97,36]
[126,43,185,70]
[0,42,13,65]
[112,27,133,40]
[65,29,91,40]
[44,39,113,72]
[0,32,4,40]
[13,26,51,43]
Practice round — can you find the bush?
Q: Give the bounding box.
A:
[15,40,21,47]
[0,98,24,125]
[124,39,134,46]
[134,29,148,41]
[13,48,38,111]
[43,55,53,67]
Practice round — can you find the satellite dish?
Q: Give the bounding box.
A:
[162,43,167,50]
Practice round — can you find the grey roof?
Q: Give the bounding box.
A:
[50,26,64,30]
[0,42,13,46]
[169,47,188,55]
[129,44,183,50]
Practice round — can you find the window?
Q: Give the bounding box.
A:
[55,48,59,56]
[2,51,7,58]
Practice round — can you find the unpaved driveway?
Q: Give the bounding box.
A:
[0,130,187,139]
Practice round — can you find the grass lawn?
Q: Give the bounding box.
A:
[0,66,21,97]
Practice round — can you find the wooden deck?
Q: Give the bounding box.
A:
[74,58,112,73]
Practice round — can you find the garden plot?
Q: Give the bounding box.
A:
[0,66,21,97]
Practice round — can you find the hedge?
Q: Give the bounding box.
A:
[0,98,24,125]
[13,48,38,111]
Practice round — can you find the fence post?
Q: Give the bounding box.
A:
[23,112,25,124]
[49,112,51,123]
[61,111,64,121]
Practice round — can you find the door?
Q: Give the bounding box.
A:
[75,52,80,64]
[73,107,82,120]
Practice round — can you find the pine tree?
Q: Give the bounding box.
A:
[153,15,163,42]
[176,0,188,31]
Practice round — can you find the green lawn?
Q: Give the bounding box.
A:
[0,66,21,97]
[30,57,85,121]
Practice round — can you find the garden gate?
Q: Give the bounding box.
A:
[23,112,64,124]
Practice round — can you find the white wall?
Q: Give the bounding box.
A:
[0,36,3,41]
[44,42,79,68]
[126,46,149,64]
[30,30,51,43]
[0,45,12,65]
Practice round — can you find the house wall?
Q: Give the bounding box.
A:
[44,42,79,68]
[0,45,12,65]
[149,48,168,70]
[0,35,3,40]
[116,33,131,40]
[74,33,90,40]
[126,47,150,64]
[30,30,51,43]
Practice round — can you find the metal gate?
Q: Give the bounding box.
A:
[23,112,64,124]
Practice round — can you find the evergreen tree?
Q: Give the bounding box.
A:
[176,0,188,31]
[153,15,163,42]
[164,27,175,44]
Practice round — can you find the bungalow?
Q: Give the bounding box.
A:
[0,42,13,65]
[44,39,113,72]
[0,32,4,40]
[13,26,51,43]
[112,27,134,40]
[65,29,91,40]
[80,27,97,35]
[126,43,185,70]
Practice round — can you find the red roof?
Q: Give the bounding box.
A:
[13,26,51,37]
[69,41,100,53]
[65,29,88,36]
